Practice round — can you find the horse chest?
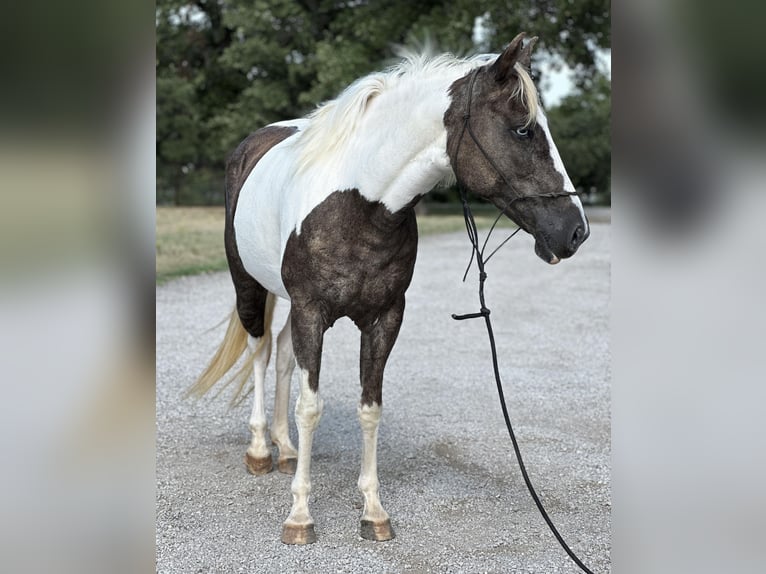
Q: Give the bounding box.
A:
[282,189,418,327]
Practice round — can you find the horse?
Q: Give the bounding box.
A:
[189,32,590,545]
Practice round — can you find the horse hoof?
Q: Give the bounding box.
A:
[281,522,317,545]
[244,452,272,475]
[277,457,297,475]
[360,519,395,541]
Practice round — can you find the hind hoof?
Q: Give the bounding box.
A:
[277,457,297,475]
[360,519,395,541]
[244,452,272,475]
[281,522,317,545]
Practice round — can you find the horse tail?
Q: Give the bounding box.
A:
[186,292,276,405]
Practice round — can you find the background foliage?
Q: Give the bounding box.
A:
[157,0,610,205]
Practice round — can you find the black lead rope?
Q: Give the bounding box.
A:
[452,194,595,574]
[451,69,596,574]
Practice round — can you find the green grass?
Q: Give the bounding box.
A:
[156,205,516,283]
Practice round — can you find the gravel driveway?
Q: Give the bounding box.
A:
[157,223,611,573]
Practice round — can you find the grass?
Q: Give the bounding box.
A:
[156,205,515,284]
[156,206,228,284]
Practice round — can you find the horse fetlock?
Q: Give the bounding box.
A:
[274,433,297,469]
[248,423,270,451]
[284,490,314,539]
[271,432,298,474]
[360,487,388,519]
[270,425,296,448]
[361,500,389,522]
[273,437,297,455]
[290,479,311,501]
[248,419,269,437]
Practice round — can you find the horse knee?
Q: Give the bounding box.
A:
[295,390,323,431]
[358,403,382,433]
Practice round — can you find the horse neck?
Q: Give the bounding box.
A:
[347,72,462,214]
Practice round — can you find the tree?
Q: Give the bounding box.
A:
[157,0,244,203]
[546,71,611,202]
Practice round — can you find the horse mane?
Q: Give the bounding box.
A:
[295,72,387,174]
[511,62,539,128]
[294,50,539,174]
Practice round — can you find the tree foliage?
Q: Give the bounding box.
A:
[547,71,611,203]
[157,0,610,204]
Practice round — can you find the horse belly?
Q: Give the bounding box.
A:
[234,146,295,300]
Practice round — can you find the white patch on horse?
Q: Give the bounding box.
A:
[272,312,297,464]
[286,67,461,222]
[357,402,390,524]
[536,109,589,232]
[246,333,273,460]
[284,369,323,529]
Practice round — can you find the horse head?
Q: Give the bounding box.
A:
[445,33,590,264]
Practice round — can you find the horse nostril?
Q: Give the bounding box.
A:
[570,225,584,249]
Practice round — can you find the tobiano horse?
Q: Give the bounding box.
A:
[189,32,589,545]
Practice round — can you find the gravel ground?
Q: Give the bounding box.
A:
[157,223,611,573]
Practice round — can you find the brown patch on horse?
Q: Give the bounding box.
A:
[281,189,418,403]
[225,125,298,337]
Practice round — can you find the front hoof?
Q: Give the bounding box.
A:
[244,452,273,475]
[360,519,395,541]
[277,457,297,475]
[281,522,317,545]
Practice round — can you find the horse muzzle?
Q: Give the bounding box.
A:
[533,220,590,265]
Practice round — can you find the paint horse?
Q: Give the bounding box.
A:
[190,33,589,545]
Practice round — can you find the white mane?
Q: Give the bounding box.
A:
[294,51,539,174]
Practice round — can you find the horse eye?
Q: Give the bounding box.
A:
[514,127,530,138]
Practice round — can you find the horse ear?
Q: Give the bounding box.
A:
[518,36,538,71]
[490,32,526,83]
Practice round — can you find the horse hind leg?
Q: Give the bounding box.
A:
[237,289,276,476]
[244,329,273,475]
[224,134,280,475]
[271,311,298,474]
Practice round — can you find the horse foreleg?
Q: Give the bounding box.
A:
[358,403,394,541]
[357,298,404,541]
[245,332,273,475]
[272,311,298,474]
[281,311,324,544]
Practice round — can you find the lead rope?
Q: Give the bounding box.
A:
[451,69,596,574]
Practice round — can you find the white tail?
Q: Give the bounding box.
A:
[186,293,276,406]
